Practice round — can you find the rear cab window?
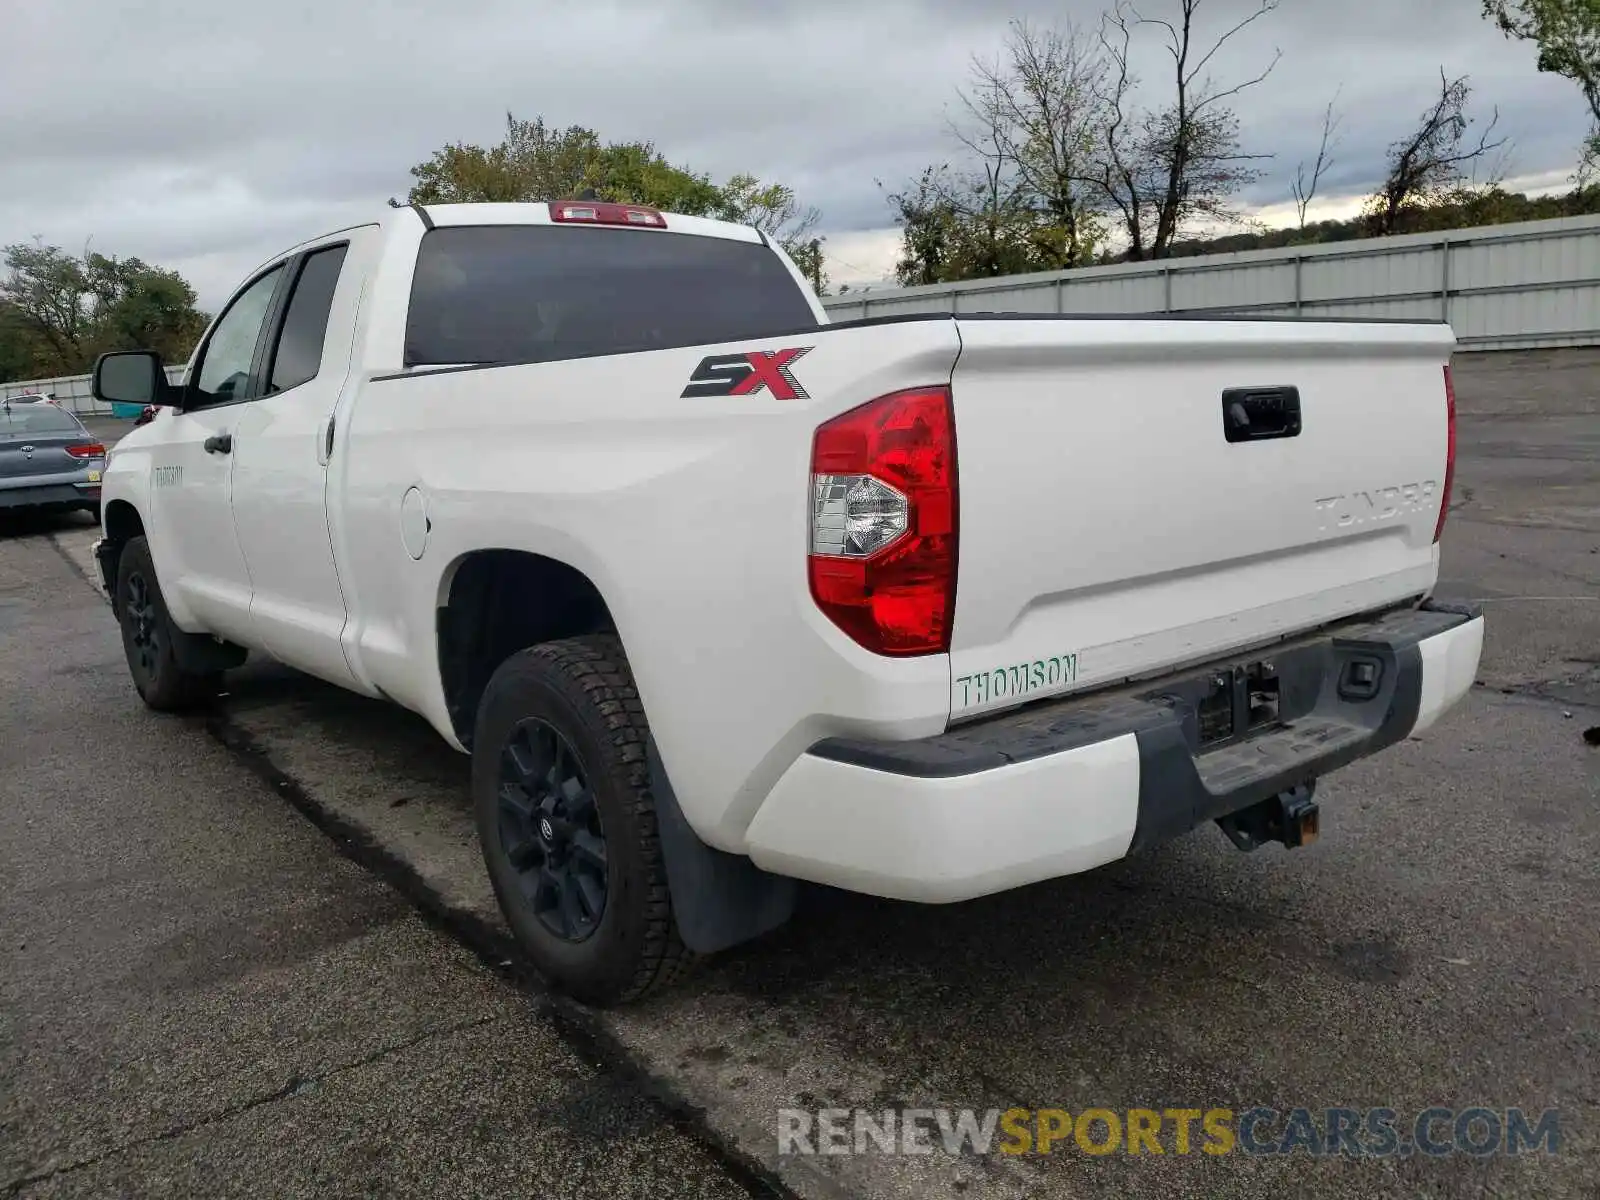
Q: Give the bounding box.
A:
[268,244,350,393]
[402,225,818,368]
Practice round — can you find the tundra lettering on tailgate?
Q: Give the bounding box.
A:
[1313,480,1438,531]
[681,347,813,401]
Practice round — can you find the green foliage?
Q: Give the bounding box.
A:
[1485,0,1600,120]
[1146,183,1600,259]
[886,3,1594,286]
[884,166,1045,286]
[888,6,1278,283]
[407,114,720,212]
[402,113,827,291]
[0,303,41,382]
[887,19,1114,286]
[1485,0,1600,172]
[0,240,209,382]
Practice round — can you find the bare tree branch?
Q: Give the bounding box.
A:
[895,18,1114,279]
[1367,69,1511,235]
[1292,86,1344,229]
[1092,4,1150,257]
[1193,50,1284,112]
[1091,0,1281,258]
[1184,0,1281,89]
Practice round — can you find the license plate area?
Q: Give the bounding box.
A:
[1193,661,1282,750]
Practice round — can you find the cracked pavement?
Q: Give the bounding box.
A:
[2,348,1598,1199]
[0,531,774,1199]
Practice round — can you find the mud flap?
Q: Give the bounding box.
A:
[648,737,797,955]
[169,631,249,676]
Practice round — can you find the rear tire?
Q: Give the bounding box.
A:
[471,635,696,1006]
[115,535,221,711]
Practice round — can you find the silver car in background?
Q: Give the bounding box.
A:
[0,399,106,522]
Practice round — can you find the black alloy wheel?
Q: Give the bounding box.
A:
[470,636,696,1005]
[113,534,221,710]
[496,718,610,942]
[122,566,162,686]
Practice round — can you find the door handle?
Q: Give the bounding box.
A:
[1221,386,1301,443]
[324,415,336,460]
[203,433,233,455]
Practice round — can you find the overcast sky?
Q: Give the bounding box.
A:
[2,0,1589,308]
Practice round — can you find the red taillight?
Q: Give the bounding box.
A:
[808,386,958,656]
[66,442,105,459]
[1434,365,1456,543]
[549,201,667,228]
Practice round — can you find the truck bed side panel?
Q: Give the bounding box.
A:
[335,319,964,850]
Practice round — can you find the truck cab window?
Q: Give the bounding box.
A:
[190,265,284,408]
[267,244,349,394]
[403,225,818,367]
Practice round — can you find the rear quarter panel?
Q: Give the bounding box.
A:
[335,318,963,851]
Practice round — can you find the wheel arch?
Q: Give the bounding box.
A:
[434,548,618,752]
[437,547,797,959]
[97,499,147,612]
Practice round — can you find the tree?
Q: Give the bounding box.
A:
[1291,88,1344,231]
[881,163,1040,285]
[886,19,1111,284]
[882,168,964,286]
[887,1,1279,280]
[943,49,1044,278]
[0,302,42,382]
[405,113,715,211]
[1364,70,1508,236]
[400,112,825,281]
[0,240,208,380]
[963,19,1111,269]
[1091,0,1282,260]
[1483,0,1600,166]
[714,173,827,289]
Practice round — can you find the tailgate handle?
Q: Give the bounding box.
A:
[1222,386,1301,443]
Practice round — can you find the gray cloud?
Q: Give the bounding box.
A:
[2,0,1588,306]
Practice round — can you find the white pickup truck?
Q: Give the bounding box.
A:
[91,200,1484,1005]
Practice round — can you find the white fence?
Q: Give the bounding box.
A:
[821,212,1600,352]
[8,212,1600,416]
[2,364,187,417]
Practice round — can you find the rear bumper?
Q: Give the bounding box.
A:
[744,603,1485,902]
[0,482,99,510]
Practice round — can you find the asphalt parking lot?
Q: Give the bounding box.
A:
[3,348,1598,1199]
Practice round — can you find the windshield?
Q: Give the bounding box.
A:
[403,225,819,368]
[0,404,84,437]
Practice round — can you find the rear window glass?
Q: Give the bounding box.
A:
[0,404,83,436]
[403,225,818,367]
[269,243,349,393]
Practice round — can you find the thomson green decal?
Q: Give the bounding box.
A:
[956,653,1078,708]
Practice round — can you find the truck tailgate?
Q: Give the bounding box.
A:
[946,316,1455,721]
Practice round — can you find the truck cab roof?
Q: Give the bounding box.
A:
[252,200,776,300]
[409,201,766,244]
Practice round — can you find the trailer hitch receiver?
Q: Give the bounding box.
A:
[1217,782,1320,851]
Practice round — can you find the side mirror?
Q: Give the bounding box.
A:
[92,351,169,407]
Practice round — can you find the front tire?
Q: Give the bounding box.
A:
[471,635,695,1006]
[115,535,220,711]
